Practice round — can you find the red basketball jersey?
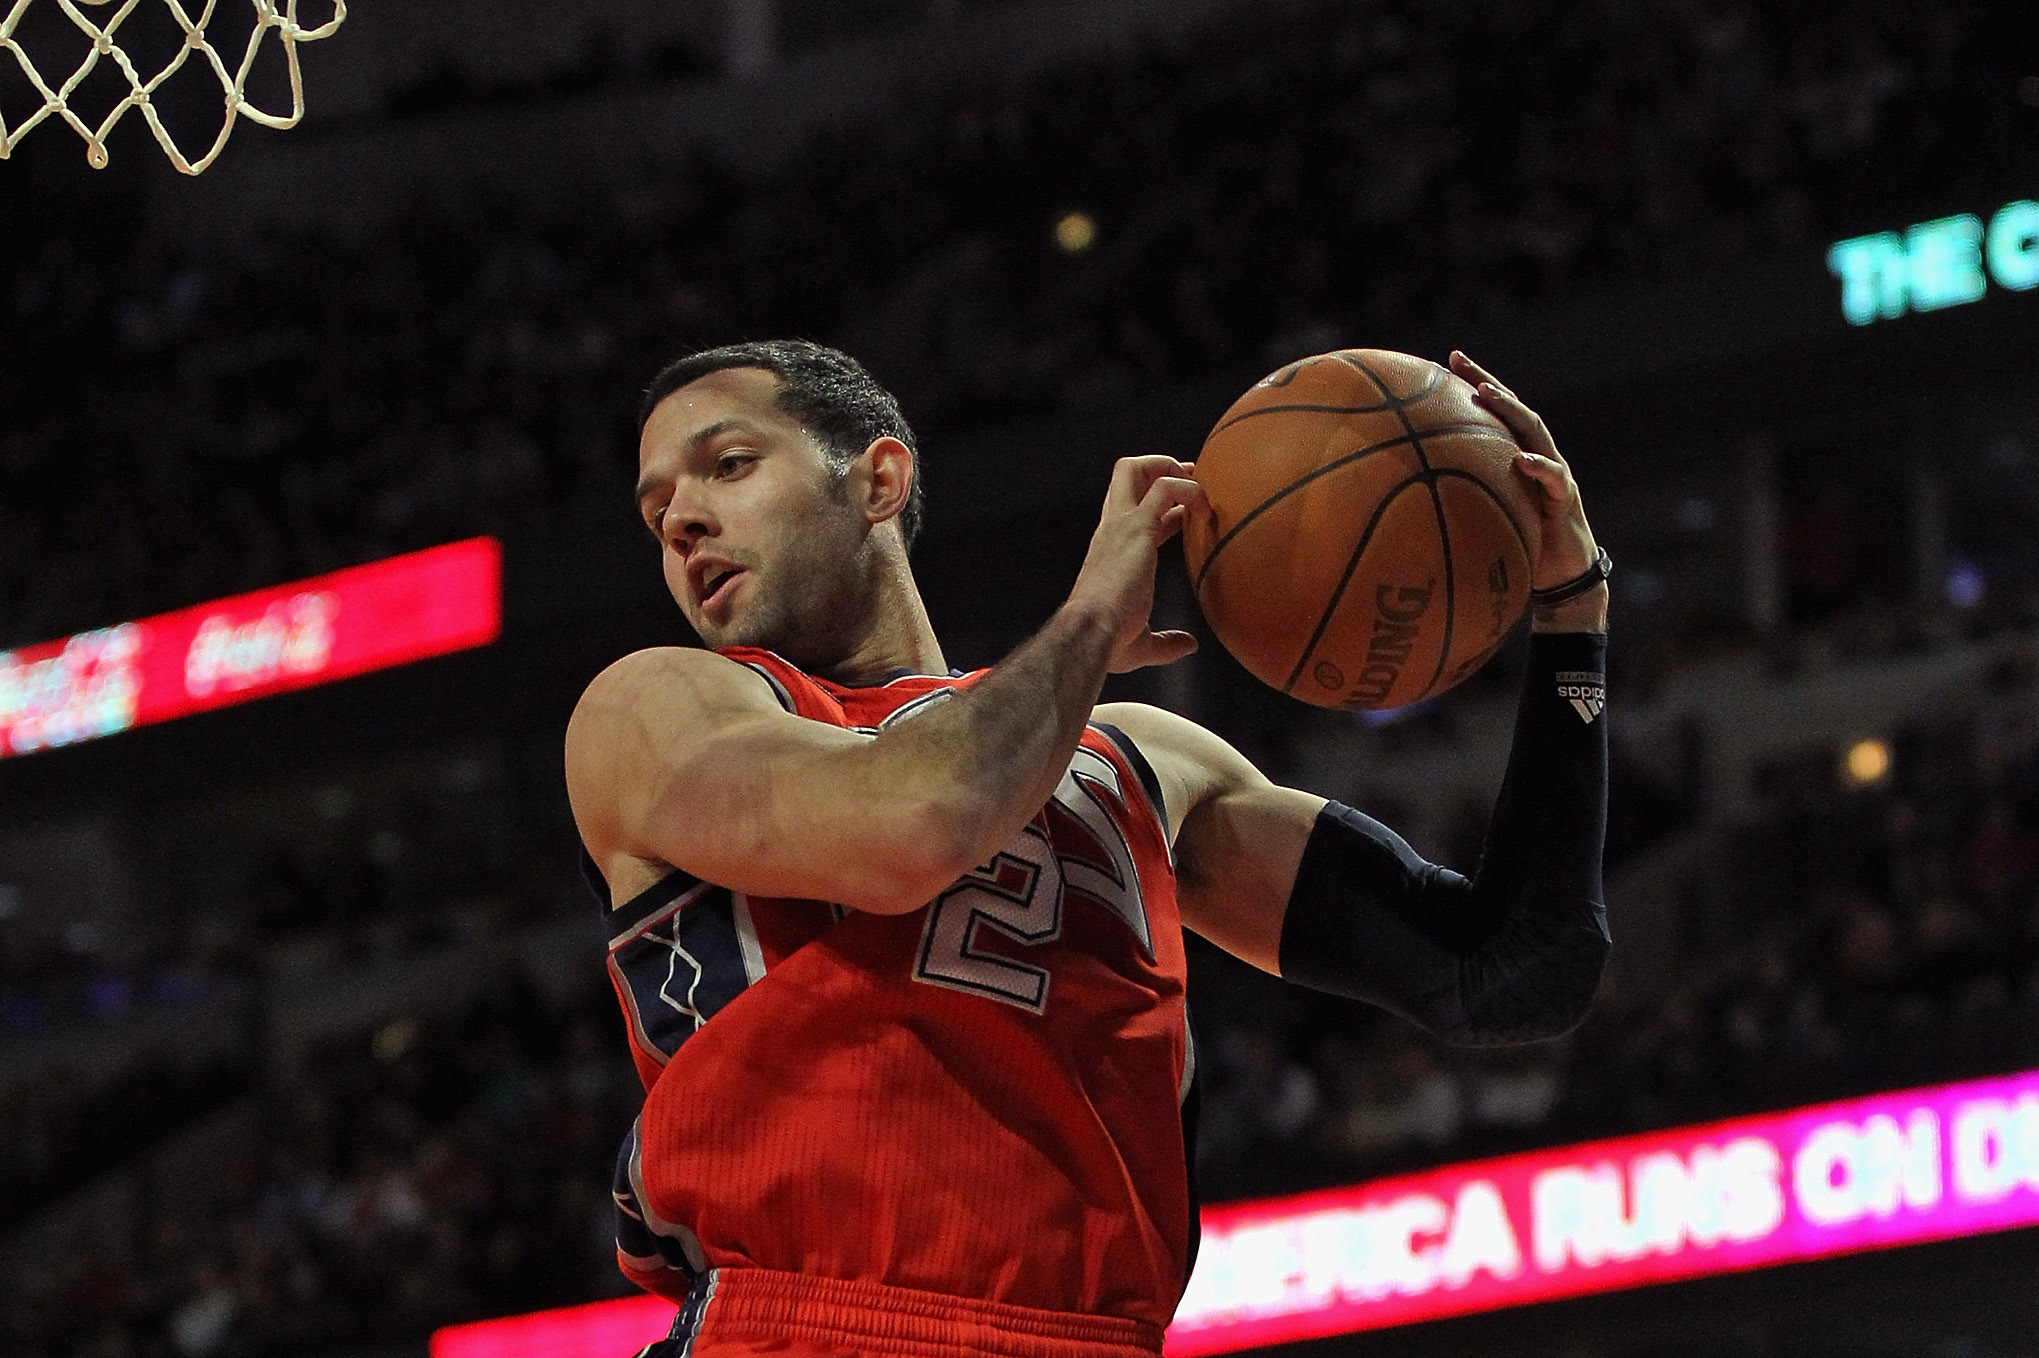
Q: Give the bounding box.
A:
[590,647,1198,1329]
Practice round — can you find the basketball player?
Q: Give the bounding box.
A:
[565,340,1611,1358]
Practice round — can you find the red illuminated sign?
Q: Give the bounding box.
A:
[432,1295,675,1358]
[0,538,501,759]
[432,1068,2039,1358]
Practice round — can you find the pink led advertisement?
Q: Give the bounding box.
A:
[1167,1067,2039,1353]
[0,537,502,760]
[433,1068,2039,1358]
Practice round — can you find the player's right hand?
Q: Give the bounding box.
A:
[1067,455,1207,673]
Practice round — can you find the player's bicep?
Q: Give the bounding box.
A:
[1092,702,1326,971]
[1176,782,1327,973]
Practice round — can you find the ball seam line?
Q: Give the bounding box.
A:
[1287,354,1455,705]
[1277,470,1434,696]
[1342,352,1459,705]
[1210,400,1401,436]
[1430,467,1535,561]
[1189,421,1507,598]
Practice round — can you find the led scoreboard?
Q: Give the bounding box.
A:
[0,538,501,760]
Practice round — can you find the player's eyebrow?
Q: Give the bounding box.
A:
[634,418,766,503]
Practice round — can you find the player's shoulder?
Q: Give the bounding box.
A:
[565,647,788,859]
[579,645,771,706]
[568,647,781,755]
[1091,702,1269,836]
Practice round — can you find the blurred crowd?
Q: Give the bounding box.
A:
[1,0,2017,652]
[1568,658,2039,1132]
[5,973,639,1358]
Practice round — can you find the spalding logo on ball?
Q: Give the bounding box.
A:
[1183,349,1540,710]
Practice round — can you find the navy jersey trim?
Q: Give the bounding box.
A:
[588,849,759,1066]
[1090,721,1169,838]
[607,881,757,1064]
[583,847,713,939]
[737,659,798,712]
[613,1119,702,1282]
[670,1268,720,1358]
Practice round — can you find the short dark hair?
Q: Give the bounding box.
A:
[638,340,925,552]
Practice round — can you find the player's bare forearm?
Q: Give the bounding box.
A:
[903,452,1205,879]
[568,457,1204,915]
[568,649,920,910]
[872,600,1121,892]
[567,617,1115,914]
[808,452,1206,901]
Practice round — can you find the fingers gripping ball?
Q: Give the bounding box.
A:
[1183,350,1541,710]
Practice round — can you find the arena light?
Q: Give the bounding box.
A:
[1827,196,2039,325]
[0,538,501,761]
[433,1068,2039,1358]
[1841,737,1892,787]
[1055,209,1099,253]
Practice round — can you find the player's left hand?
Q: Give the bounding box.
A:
[1449,350,1600,591]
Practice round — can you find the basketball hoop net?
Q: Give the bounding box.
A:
[0,0,344,174]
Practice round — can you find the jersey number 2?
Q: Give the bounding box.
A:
[911,745,1154,1013]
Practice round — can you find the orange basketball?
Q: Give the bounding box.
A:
[1183,350,1541,710]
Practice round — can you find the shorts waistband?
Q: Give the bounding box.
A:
[677,1267,1166,1358]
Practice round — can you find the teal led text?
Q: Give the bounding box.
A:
[1828,199,2039,325]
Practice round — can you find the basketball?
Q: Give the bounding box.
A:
[1183,350,1542,710]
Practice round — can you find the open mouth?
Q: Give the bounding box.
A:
[698,566,742,609]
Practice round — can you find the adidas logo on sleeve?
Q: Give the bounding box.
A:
[1555,671,1605,724]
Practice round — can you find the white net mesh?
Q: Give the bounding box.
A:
[0,0,344,174]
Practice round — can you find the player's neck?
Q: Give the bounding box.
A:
[814,559,947,685]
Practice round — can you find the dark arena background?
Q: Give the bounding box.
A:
[5,1,2039,1355]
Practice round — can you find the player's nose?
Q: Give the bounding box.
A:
[659,485,719,547]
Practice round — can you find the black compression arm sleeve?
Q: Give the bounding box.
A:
[1277,632,1612,1045]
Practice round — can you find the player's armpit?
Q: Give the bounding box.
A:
[1090,702,1326,972]
[565,647,964,914]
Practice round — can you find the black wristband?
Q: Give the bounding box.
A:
[1530,547,1612,607]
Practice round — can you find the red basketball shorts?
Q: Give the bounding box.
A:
[660,1269,1165,1358]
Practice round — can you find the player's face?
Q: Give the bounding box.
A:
[637,367,880,666]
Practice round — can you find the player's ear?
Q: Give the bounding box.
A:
[854,436,915,531]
